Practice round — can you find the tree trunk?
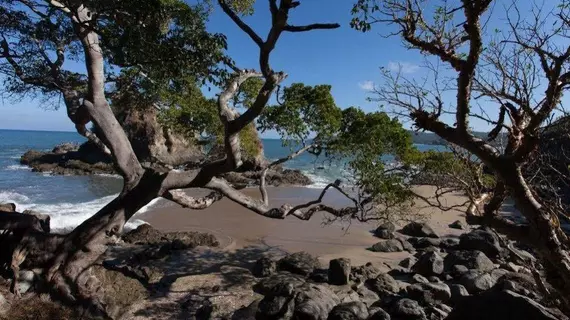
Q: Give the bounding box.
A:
[45,171,164,313]
[504,164,570,308]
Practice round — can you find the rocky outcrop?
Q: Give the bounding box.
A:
[121,224,219,249]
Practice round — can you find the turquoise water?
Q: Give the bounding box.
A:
[0,129,445,231]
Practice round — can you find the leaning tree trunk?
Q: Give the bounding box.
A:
[505,165,570,309]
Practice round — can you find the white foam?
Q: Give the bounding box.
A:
[5,164,30,171]
[95,173,122,179]
[0,191,31,204]
[303,171,331,189]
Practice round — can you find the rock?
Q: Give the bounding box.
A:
[329,258,351,285]
[425,306,448,320]
[367,308,391,320]
[459,228,504,259]
[252,257,277,278]
[411,274,429,284]
[370,240,405,253]
[293,283,341,320]
[327,301,369,320]
[443,250,494,273]
[351,263,381,284]
[257,295,295,319]
[397,238,415,252]
[492,272,541,299]
[365,273,400,297]
[449,220,467,230]
[0,292,6,316]
[412,252,444,277]
[446,290,567,320]
[253,272,306,296]
[0,203,16,212]
[449,284,469,303]
[450,265,469,278]
[16,270,35,294]
[387,267,411,278]
[311,269,330,283]
[460,271,496,293]
[503,262,522,273]
[439,238,460,250]
[278,251,321,276]
[391,298,427,320]
[401,222,438,238]
[408,237,441,249]
[374,222,396,239]
[122,224,219,248]
[399,257,418,269]
[356,286,380,308]
[231,299,260,320]
[405,282,451,306]
[51,142,79,154]
[427,276,441,283]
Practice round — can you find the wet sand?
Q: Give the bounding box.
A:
[139,186,468,267]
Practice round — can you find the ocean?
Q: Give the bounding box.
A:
[0,129,443,232]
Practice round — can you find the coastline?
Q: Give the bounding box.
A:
[138,185,468,267]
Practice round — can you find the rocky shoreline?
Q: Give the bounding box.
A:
[20,142,312,187]
[0,199,565,320]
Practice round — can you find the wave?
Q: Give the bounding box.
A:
[5,164,30,171]
[302,171,332,189]
[0,191,160,233]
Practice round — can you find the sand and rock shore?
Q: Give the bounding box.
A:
[0,185,566,319]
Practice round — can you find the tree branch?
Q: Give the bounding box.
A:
[218,0,264,47]
[284,23,340,32]
[163,190,223,209]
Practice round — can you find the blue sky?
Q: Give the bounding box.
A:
[0,0,556,136]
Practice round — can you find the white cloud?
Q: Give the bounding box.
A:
[387,61,420,74]
[358,80,375,91]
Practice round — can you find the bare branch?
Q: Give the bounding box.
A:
[163,190,223,210]
[284,23,340,32]
[217,0,264,47]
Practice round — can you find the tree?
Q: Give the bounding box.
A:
[352,0,570,312]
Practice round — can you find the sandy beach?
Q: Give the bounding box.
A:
[139,185,468,267]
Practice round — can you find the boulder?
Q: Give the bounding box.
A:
[365,273,400,297]
[329,258,351,285]
[367,308,391,320]
[356,286,380,308]
[327,301,369,320]
[253,272,306,296]
[252,257,277,278]
[410,274,429,284]
[459,228,504,259]
[396,237,415,252]
[51,142,79,154]
[371,240,404,253]
[439,238,460,250]
[311,269,330,283]
[408,237,441,249]
[399,257,418,269]
[391,298,427,320]
[450,264,469,278]
[412,252,444,277]
[449,284,469,303]
[122,224,219,248]
[231,299,260,320]
[405,282,451,306]
[16,270,36,294]
[351,263,381,284]
[293,283,341,320]
[401,222,438,238]
[0,203,16,212]
[278,252,321,277]
[443,250,494,273]
[446,290,567,320]
[460,271,496,293]
[448,220,467,230]
[374,222,396,239]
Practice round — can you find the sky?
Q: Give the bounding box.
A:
[0,0,557,136]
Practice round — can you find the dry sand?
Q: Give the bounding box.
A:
[139,185,469,267]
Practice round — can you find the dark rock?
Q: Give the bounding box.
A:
[449,284,469,303]
[412,252,444,277]
[460,271,496,293]
[293,283,341,320]
[367,308,391,320]
[257,295,294,319]
[122,224,219,248]
[444,250,494,272]
[408,237,441,249]
[427,276,441,283]
[411,274,429,284]
[399,257,418,269]
[459,228,504,259]
[365,273,400,297]
[405,282,451,306]
[438,238,460,250]
[351,263,381,283]
[370,240,405,253]
[0,203,16,212]
[252,257,277,278]
[52,142,79,154]
[448,220,467,230]
[231,299,260,320]
[401,222,438,238]
[387,267,411,278]
[424,306,448,320]
[253,272,306,296]
[446,290,567,320]
[328,301,369,320]
[311,269,330,283]
[356,286,380,308]
[391,298,427,320]
[396,237,415,252]
[278,251,321,277]
[450,265,469,278]
[492,272,541,299]
[374,222,396,239]
[329,258,351,285]
[16,270,35,294]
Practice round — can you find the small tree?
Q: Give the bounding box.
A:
[352,0,570,311]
